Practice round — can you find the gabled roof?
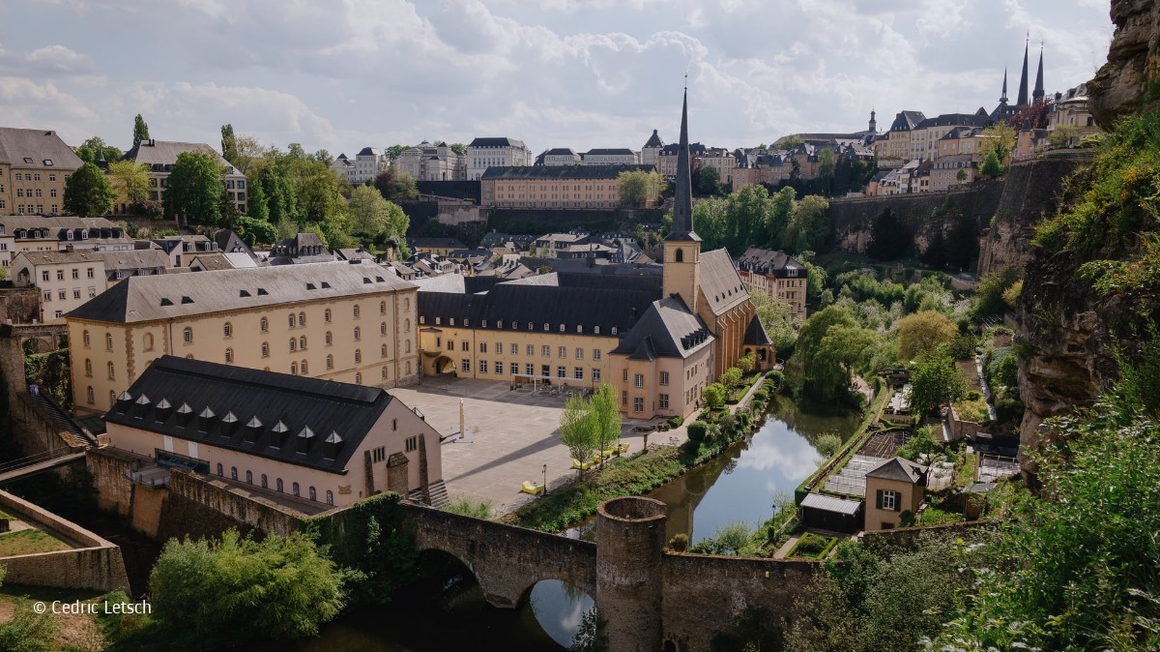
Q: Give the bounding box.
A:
[736,247,806,276]
[468,137,527,149]
[357,147,382,157]
[888,111,927,132]
[0,128,84,170]
[543,147,578,156]
[801,492,862,516]
[610,295,714,360]
[122,140,241,176]
[67,260,414,323]
[583,148,635,156]
[643,129,664,148]
[104,356,398,474]
[418,283,655,335]
[743,314,772,346]
[698,249,750,316]
[866,457,928,484]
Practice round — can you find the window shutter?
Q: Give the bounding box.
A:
[875,489,883,510]
[893,492,901,512]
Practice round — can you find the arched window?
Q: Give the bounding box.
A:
[223,322,232,338]
[301,359,308,374]
[290,338,297,352]
[354,349,361,364]
[107,362,115,379]
[382,366,388,379]
[354,327,361,341]
[143,333,154,351]
[106,333,114,350]
[299,335,306,350]
[231,467,238,480]
[353,304,360,319]
[245,470,253,484]
[260,317,268,332]
[404,297,410,311]
[288,314,295,328]
[291,362,298,375]
[216,463,223,477]
[83,330,90,347]
[276,478,284,492]
[404,318,410,333]
[261,342,269,357]
[309,486,317,501]
[380,322,386,336]
[324,309,332,323]
[675,248,684,262]
[292,482,300,496]
[261,474,268,489]
[183,327,192,344]
[325,331,333,345]
[225,348,234,363]
[406,361,412,375]
[380,300,386,315]
[86,386,94,404]
[326,490,334,506]
[405,340,411,354]
[355,372,362,384]
[84,358,92,376]
[381,344,387,358]
[326,354,334,370]
[298,311,305,327]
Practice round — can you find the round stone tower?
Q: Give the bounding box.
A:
[596,496,667,651]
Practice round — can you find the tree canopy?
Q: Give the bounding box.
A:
[133,113,150,147]
[107,160,151,206]
[164,151,225,225]
[908,353,967,414]
[62,162,115,216]
[617,169,664,208]
[896,310,957,360]
[75,136,122,166]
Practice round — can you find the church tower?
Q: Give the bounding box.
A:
[662,87,701,313]
[1033,45,1045,103]
[868,109,877,134]
[1016,35,1030,106]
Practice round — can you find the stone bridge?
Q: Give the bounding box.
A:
[401,497,819,651]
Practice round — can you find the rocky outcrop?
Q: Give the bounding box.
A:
[977,151,1093,277]
[1088,0,1160,129]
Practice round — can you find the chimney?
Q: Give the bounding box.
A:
[297,426,316,454]
[154,398,173,423]
[198,406,215,432]
[221,411,239,436]
[323,431,343,460]
[176,402,193,427]
[246,416,264,443]
[271,420,290,446]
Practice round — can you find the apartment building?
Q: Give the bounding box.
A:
[393,141,466,181]
[657,142,706,178]
[539,148,582,166]
[466,137,532,181]
[872,111,926,170]
[10,249,170,323]
[581,148,639,165]
[908,112,992,162]
[66,260,420,416]
[735,248,809,320]
[641,130,664,167]
[0,216,131,268]
[105,356,443,509]
[480,164,657,209]
[122,140,247,214]
[0,127,84,217]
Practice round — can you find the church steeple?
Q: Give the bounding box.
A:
[1033,44,1045,103]
[662,84,701,313]
[1017,35,1030,106]
[999,66,1009,103]
[868,109,877,134]
[666,86,699,243]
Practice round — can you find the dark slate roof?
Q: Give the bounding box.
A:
[104,356,396,475]
[213,229,258,259]
[888,111,927,132]
[480,164,653,180]
[418,283,655,334]
[543,147,577,156]
[583,148,635,156]
[410,237,466,249]
[698,249,750,316]
[0,127,84,170]
[914,113,992,129]
[743,314,771,346]
[659,142,707,155]
[643,129,664,148]
[866,457,928,484]
[736,247,806,277]
[468,137,527,148]
[610,295,713,360]
[357,146,381,157]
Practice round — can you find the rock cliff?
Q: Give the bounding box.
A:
[1088,0,1160,129]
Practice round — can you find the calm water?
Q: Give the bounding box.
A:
[288,395,859,650]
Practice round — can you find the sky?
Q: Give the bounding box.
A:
[0,0,1114,157]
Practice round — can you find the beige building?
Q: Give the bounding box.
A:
[864,457,927,531]
[122,140,247,214]
[467,137,532,181]
[872,111,926,169]
[0,127,83,217]
[699,147,738,184]
[735,248,808,320]
[641,130,664,168]
[11,248,169,323]
[928,154,979,192]
[104,356,443,509]
[581,148,639,165]
[393,141,466,181]
[66,260,419,416]
[539,148,582,166]
[1047,83,1098,145]
[480,165,656,209]
[0,216,132,269]
[908,113,992,162]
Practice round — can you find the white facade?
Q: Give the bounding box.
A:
[394,141,466,181]
[466,138,532,181]
[581,149,640,165]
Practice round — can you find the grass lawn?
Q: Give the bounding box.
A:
[786,532,838,560]
[0,528,72,557]
[921,505,965,526]
[954,397,990,424]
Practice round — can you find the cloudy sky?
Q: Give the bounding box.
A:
[0,1,1113,156]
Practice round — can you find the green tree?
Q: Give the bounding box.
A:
[909,353,966,415]
[980,149,1004,178]
[394,171,418,200]
[298,171,345,221]
[702,383,726,410]
[590,384,621,464]
[149,529,348,650]
[865,208,912,260]
[559,395,598,476]
[818,148,835,188]
[980,121,1016,163]
[749,288,798,357]
[721,367,743,390]
[783,195,830,253]
[449,143,466,155]
[695,166,722,196]
[386,144,409,163]
[775,135,804,149]
[75,136,122,165]
[232,215,277,245]
[313,149,333,167]
[797,306,860,402]
[107,159,151,206]
[896,310,957,360]
[221,124,238,166]
[764,186,795,249]
[689,198,728,251]
[62,162,115,216]
[969,266,1020,322]
[164,151,224,225]
[348,184,393,237]
[133,113,150,147]
[246,176,269,222]
[725,183,770,253]
[618,169,664,208]
[276,216,299,241]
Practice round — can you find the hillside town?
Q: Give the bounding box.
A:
[1,2,1157,651]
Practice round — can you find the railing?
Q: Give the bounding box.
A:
[0,448,76,475]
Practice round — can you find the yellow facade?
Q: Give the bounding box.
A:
[69,290,420,416]
[0,162,69,217]
[481,176,640,209]
[865,476,925,531]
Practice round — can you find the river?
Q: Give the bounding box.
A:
[282,395,860,650]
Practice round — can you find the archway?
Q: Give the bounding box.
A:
[431,355,456,375]
[520,579,598,650]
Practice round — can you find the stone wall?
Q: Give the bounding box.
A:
[158,471,304,541]
[827,180,1005,260]
[0,489,130,592]
[0,287,40,325]
[86,447,144,517]
[859,518,998,548]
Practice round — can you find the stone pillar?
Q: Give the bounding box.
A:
[386,452,409,495]
[596,496,667,652]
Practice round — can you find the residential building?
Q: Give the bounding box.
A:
[581,148,639,165]
[909,112,993,162]
[641,130,664,167]
[657,142,706,179]
[539,148,582,166]
[480,164,656,209]
[11,248,169,323]
[152,234,217,268]
[0,216,131,268]
[466,137,532,181]
[268,232,336,265]
[104,356,443,509]
[352,147,387,184]
[928,154,980,192]
[0,127,83,217]
[122,140,247,214]
[1047,83,1097,143]
[393,141,466,182]
[864,457,928,530]
[878,160,921,195]
[735,248,808,319]
[65,260,420,416]
[329,154,357,183]
[872,111,926,170]
[699,147,738,184]
[410,238,466,257]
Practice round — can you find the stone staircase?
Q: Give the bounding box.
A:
[29,391,96,449]
[409,479,449,508]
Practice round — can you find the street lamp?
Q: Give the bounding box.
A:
[542,464,548,496]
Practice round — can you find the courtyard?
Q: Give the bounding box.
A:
[389,376,673,514]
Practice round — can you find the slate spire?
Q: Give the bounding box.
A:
[666,85,700,242]
[999,66,1009,103]
[1033,44,1045,103]
[1017,35,1030,106]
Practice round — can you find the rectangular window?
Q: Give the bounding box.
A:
[479,360,488,374]
[557,365,566,378]
[634,374,644,388]
[575,348,584,360]
[510,343,518,355]
[527,344,535,356]
[659,394,669,409]
[558,346,566,358]
[574,367,583,380]
[461,359,470,372]
[480,342,487,353]
[525,363,535,376]
[633,397,644,413]
[541,345,550,357]
[621,390,628,406]
[593,349,601,361]
[882,490,898,511]
[462,341,469,352]
[592,368,601,382]
[660,371,669,386]
[405,436,418,452]
[510,362,519,375]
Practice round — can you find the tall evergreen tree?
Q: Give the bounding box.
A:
[164,151,224,225]
[63,162,116,216]
[247,177,269,222]
[133,114,150,147]
[221,124,238,166]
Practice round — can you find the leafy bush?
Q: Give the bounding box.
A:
[815,433,842,458]
[686,421,709,442]
[667,533,690,552]
[667,415,684,428]
[0,608,56,652]
[444,496,494,519]
[896,427,938,462]
[689,522,754,556]
[941,334,977,360]
[702,383,726,410]
[969,266,1021,322]
[766,369,786,391]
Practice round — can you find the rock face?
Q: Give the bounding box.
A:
[977,151,1093,277]
[1088,0,1160,129]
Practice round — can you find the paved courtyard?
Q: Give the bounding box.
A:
[389,376,675,514]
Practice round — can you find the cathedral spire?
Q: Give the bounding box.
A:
[666,85,699,243]
[1000,66,1009,103]
[1033,44,1045,103]
[1017,34,1030,106]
